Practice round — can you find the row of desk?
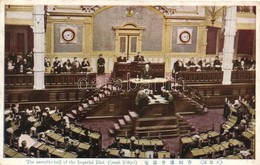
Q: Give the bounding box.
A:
[180,131,220,145]
[107,148,171,158]
[116,137,163,147]
[187,139,243,158]
[4,145,28,158]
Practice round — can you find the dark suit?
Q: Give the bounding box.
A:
[142,68,153,79]
[97,57,105,74]
[117,56,127,62]
[134,55,145,62]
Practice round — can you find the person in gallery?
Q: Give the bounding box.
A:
[97,54,105,75]
[81,58,91,72]
[117,52,127,62]
[173,59,184,73]
[142,64,153,79]
[134,52,145,62]
[53,57,62,74]
[63,59,72,72]
[213,56,222,71]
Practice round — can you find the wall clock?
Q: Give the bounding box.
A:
[179,31,191,43]
[62,28,75,42]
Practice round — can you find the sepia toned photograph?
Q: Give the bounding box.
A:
[1,2,258,164]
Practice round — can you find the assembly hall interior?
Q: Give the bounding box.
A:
[3,5,256,159]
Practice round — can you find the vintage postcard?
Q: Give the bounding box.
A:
[0,0,259,165]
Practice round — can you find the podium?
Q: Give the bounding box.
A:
[112,62,165,80]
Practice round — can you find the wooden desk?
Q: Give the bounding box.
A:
[46,132,62,142]
[212,144,225,152]
[63,152,78,158]
[51,113,62,122]
[14,152,28,158]
[52,149,66,158]
[202,146,215,154]
[106,148,120,157]
[78,143,91,151]
[4,148,18,157]
[228,139,242,146]
[181,137,193,144]
[158,151,171,158]
[112,62,165,80]
[190,148,206,157]
[89,132,101,140]
[227,154,243,159]
[134,139,163,147]
[207,131,219,138]
[118,137,130,144]
[242,130,254,140]
[38,144,56,154]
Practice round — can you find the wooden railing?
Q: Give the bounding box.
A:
[175,71,223,84]
[174,70,255,84]
[231,70,255,83]
[5,73,96,88]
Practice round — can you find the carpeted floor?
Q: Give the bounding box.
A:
[82,74,226,154]
[81,108,225,155]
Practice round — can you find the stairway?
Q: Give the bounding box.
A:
[109,111,138,137]
[65,86,116,122]
[110,110,193,139]
[135,116,179,138]
[172,89,205,114]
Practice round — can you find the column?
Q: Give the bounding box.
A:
[222,6,237,85]
[33,5,45,89]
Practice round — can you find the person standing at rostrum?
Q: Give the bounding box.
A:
[97,54,105,75]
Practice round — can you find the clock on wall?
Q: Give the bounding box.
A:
[62,28,75,42]
[179,31,191,43]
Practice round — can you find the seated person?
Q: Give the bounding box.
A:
[247,57,255,69]
[16,64,27,74]
[81,58,91,72]
[5,57,15,74]
[63,59,72,72]
[117,53,127,62]
[142,64,153,79]
[45,61,52,73]
[197,58,203,71]
[173,59,184,73]
[233,57,243,70]
[71,58,82,73]
[213,56,222,71]
[23,59,33,73]
[186,58,197,71]
[134,52,145,62]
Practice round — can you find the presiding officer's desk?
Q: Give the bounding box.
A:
[126,78,171,92]
[112,62,165,80]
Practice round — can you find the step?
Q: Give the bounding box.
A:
[124,115,131,124]
[137,116,177,122]
[136,125,178,131]
[129,111,138,119]
[118,119,126,126]
[114,123,120,130]
[116,129,132,136]
[71,110,77,115]
[109,128,116,136]
[66,113,75,119]
[136,128,179,134]
[141,133,180,139]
